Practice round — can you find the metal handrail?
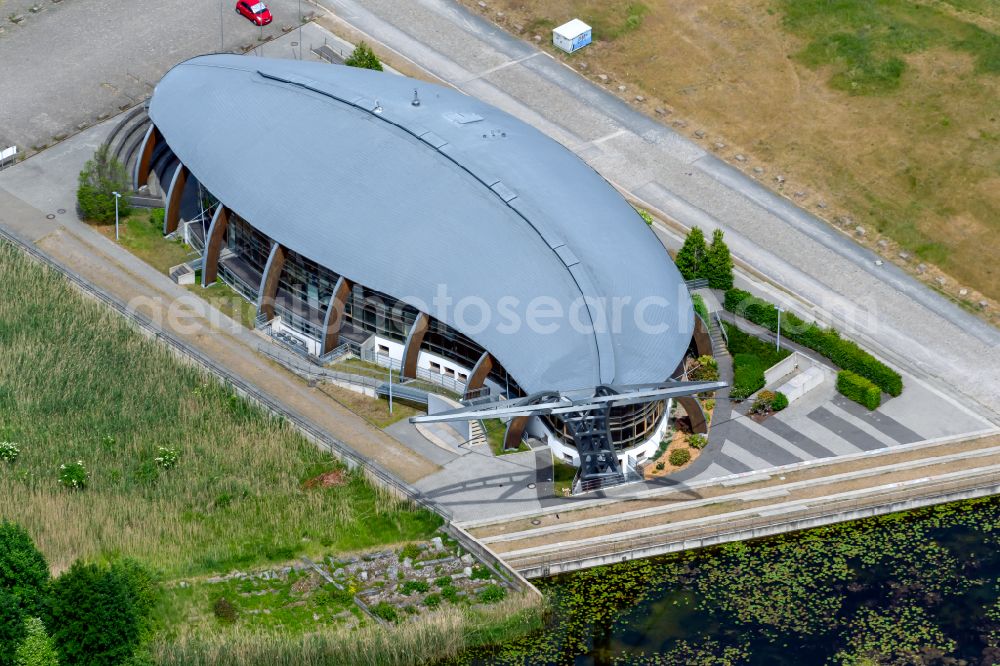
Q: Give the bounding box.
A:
[714,311,729,346]
[510,473,1000,570]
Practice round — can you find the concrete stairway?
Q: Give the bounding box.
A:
[469,420,487,448]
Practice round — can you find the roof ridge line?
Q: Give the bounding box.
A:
[256,67,615,383]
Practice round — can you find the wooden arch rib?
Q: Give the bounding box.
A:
[163,163,188,235]
[677,395,708,435]
[504,416,529,451]
[133,124,157,191]
[201,205,230,287]
[257,242,287,321]
[320,276,352,355]
[401,312,430,379]
[463,352,493,400]
[693,314,714,358]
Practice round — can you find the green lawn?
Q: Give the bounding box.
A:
[782,0,1000,94]
[484,419,529,456]
[552,458,577,496]
[0,240,441,577]
[106,209,195,273]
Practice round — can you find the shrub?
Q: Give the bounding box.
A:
[76,144,130,224]
[724,288,902,396]
[148,208,165,228]
[691,293,709,322]
[691,355,718,382]
[0,442,19,463]
[153,447,179,470]
[837,371,882,410]
[212,597,238,624]
[1,590,27,666]
[0,521,50,616]
[477,584,506,604]
[344,41,383,71]
[370,601,398,623]
[669,448,692,466]
[772,392,789,411]
[58,461,88,490]
[655,461,665,471]
[635,207,654,226]
[400,580,429,596]
[688,433,708,450]
[15,616,59,666]
[751,390,776,414]
[423,593,441,608]
[434,576,452,588]
[399,543,422,561]
[470,566,492,581]
[703,399,716,411]
[440,586,460,603]
[49,560,155,666]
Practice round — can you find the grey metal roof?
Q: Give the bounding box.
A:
[149,54,692,393]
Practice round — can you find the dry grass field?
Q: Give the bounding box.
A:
[463,0,1000,312]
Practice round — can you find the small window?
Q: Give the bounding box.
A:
[429,362,441,373]
[564,454,574,463]
[458,373,468,382]
[444,368,455,378]
[377,344,389,355]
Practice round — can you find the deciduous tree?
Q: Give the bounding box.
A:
[76,144,130,224]
[345,41,383,71]
[0,522,49,616]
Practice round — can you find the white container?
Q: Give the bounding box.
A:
[553,19,592,53]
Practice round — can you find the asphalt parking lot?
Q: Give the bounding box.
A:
[0,0,309,152]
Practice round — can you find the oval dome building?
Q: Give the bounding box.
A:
[138,54,698,466]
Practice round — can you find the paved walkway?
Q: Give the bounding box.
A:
[319,0,1000,419]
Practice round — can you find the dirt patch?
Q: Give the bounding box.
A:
[644,430,701,478]
[303,469,347,489]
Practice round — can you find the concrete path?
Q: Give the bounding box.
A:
[318,0,1000,418]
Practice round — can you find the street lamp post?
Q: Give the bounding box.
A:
[776,306,783,352]
[388,362,394,415]
[298,0,302,60]
[112,191,121,241]
[219,0,224,51]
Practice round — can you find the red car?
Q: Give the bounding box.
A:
[235,1,272,25]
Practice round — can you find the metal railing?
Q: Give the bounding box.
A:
[685,278,709,290]
[714,311,729,347]
[358,348,468,395]
[511,472,1000,572]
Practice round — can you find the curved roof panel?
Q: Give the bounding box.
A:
[149,54,692,392]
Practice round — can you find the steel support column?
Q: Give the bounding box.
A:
[201,205,230,287]
[257,242,287,321]
[320,276,352,355]
[401,312,429,379]
[464,351,494,400]
[503,415,529,451]
[133,124,157,191]
[163,163,188,235]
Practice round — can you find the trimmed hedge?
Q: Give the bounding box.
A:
[837,371,882,410]
[772,392,789,411]
[724,289,902,396]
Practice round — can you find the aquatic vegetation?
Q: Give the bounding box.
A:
[453,496,1000,664]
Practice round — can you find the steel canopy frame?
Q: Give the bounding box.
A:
[411,380,726,489]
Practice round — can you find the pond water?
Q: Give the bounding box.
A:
[455,496,1000,665]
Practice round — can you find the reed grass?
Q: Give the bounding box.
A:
[0,242,440,575]
[151,592,546,666]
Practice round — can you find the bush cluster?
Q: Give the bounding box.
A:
[691,355,719,382]
[837,371,882,410]
[772,392,789,411]
[399,543,422,561]
[669,448,692,467]
[477,584,506,604]
[0,441,19,463]
[724,289,902,396]
[688,434,708,450]
[76,144,131,224]
[370,601,398,623]
[400,580,430,596]
[57,461,88,490]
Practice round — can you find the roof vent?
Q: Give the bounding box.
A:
[411,89,421,107]
[373,99,383,114]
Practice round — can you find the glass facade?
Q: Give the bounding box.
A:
[213,210,665,451]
